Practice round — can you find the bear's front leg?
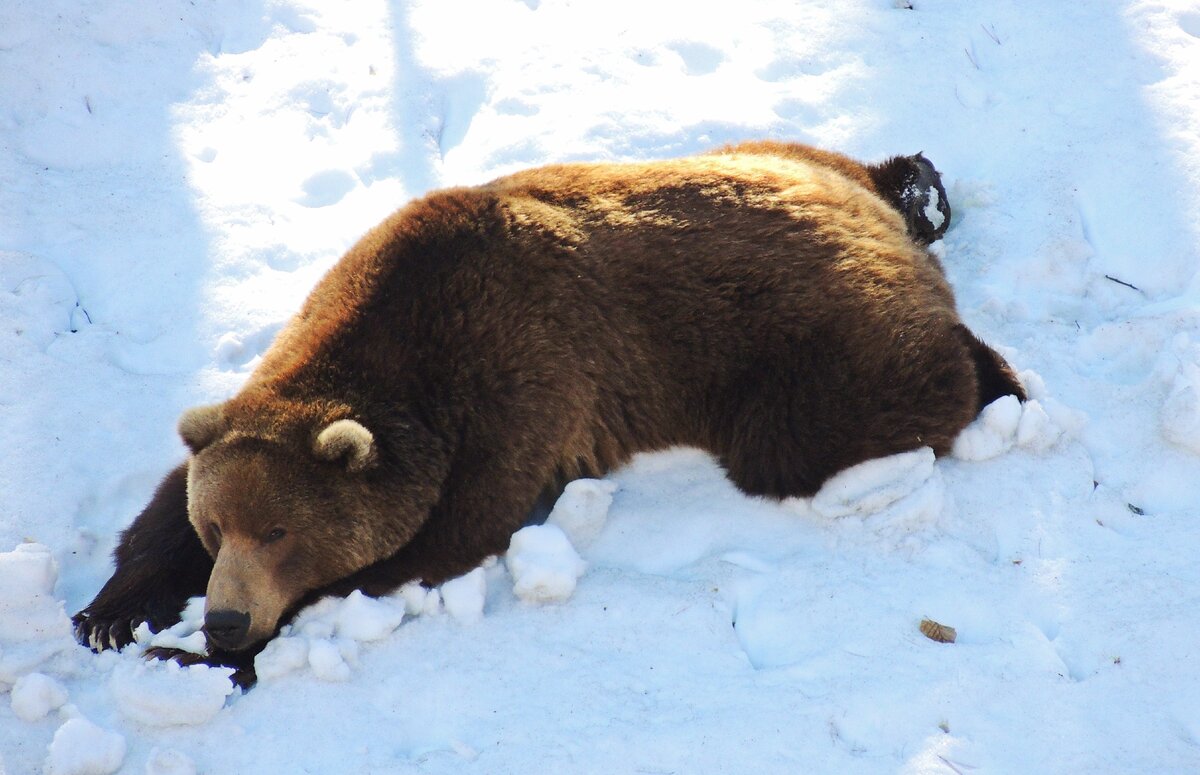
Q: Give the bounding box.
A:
[73,463,214,651]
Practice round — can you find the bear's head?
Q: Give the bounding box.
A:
[177,399,445,652]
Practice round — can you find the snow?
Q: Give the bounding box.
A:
[0,544,75,684]
[143,748,196,775]
[505,525,588,604]
[44,718,126,775]
[439,567,488,625]
[545,478,618,548]
[1,0,1199,772]
[923,185,945,229]
[10,672,69,722]
[109,661,234,727]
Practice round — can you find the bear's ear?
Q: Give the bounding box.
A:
[313,419,377,472]
[178,403,226,454]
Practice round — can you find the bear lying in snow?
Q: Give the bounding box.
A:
[74,142,1022,685]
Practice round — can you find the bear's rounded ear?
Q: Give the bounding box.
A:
[179,403,226,454]
[313,419,377,472]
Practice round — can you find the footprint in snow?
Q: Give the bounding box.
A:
[667,41,725,76]
[295,169,357,208]
[215,323,283,369]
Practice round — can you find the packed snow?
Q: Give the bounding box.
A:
[2,0,1199,772]
[506,525,588,604]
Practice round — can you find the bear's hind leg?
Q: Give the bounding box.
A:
[73,463,213,651]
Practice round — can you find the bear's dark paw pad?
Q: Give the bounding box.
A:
[71,611,141,653]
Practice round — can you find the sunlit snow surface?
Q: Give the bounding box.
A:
[2,0,1200,772]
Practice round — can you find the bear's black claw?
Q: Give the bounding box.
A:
[71,610,142,652]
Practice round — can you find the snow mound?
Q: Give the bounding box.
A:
[808,447,946,539]
[0,543,74,683]
[254,636,310,683]
[506,524,587,604]
[951,395,1022,460]
[952,391,1064,461]
[812,447,935,518]
[44,717,125,775]
[109,659,234,727]
[10,671,68,722]
[1162,339,1200,454]
[546,478,619,548]
[256,570,484,682]
[332,590,406,641]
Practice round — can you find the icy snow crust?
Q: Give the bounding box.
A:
[2,0,1200,772]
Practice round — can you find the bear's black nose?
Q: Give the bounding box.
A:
[204,609,251,649]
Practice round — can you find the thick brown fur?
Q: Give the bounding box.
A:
[74,143,1023,683]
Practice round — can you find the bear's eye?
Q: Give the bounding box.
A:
[264,528,287,544]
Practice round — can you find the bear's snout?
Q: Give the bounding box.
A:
[204,608,251,650]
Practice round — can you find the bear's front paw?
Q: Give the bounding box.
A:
[142,645,209,666]
[72,610,142,653]
[144,645,259,689]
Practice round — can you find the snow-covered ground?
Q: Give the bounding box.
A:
[2,0,1199,771]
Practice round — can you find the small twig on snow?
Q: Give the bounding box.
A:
[964,47,980,70]
[1104,274,1141,292]
[981,23,1001,45]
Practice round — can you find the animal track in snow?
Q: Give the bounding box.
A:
[214,323,283,369]
[295,169,357,208]
[667,41,725,76]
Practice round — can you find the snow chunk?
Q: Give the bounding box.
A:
[254,636,310,682]
[546,478,618,548]
[812,447,935,519]
[144,597,207,655]
[506,525,587,604]
[333,590,406,641]
[953,393,1064,459]
[1016,399,1062,451]
[923,186,944,229]
[109,659,234,727]
[399,581,443,616]
[44,717,126,775]
[1162,359,1200,454]
[951,394,1022,461]
[441,567,487,624]
[307,639,351,682]
[145,748,196,775]
[11,671,68,721]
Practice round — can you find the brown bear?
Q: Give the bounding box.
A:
[73,142,1022,686]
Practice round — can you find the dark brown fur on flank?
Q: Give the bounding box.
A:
[74,143,1023,685]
